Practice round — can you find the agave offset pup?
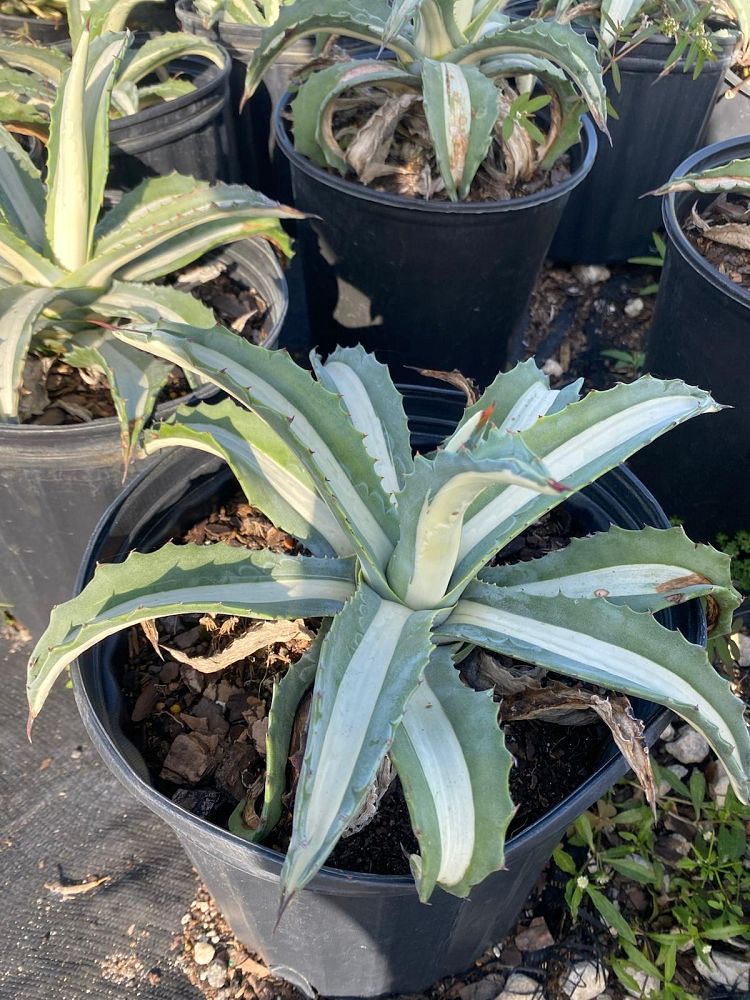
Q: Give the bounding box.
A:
[0,0,226,126]
[27,334,750,909]
[242,0,609,199]
[0,29,301,457]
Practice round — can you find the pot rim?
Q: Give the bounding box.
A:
[661,133,750,311]
[109,44,232,132]
[274,94,598,215]
[0,239,288,444]
[70,437,689,896]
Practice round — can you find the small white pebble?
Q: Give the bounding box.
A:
[665,726,710,764]
[193,941,215,966]
[572,264,611,285]
[542,358,564,378]
[624,297,644,318]
[735,632,750,668]
[562,960,607,1000]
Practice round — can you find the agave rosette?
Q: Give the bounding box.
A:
[26,333,750,911]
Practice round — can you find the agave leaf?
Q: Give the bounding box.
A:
[651,157,750,197]
[415,0,463,55]
[440,586,750,803]
[383,0,421,45]
[387,441,561,610]
[45,31,129,271]
[44,30,90,272]
[68,177,300,287]
[0,284,63,419]
[66,330,173,464]
[81,32,135,248]
[132,79,196,108]
[225,0,279,24]
[478,53,586,165]
[118,33,224,86]
[280,583,436,903]
[0,38,69,84]
[242,0,418,104]
[110,79,139,117]
[444,359,583,452]
[90,0,166,36]
[92,279,217,328]
[0,220,62,284]
[480,525,740,636]
[421,60,498,200]
[391,645,513,901]
[144,399,354,558]
[0,67,57,128]
[466,0,513,37]
[229,626,326,842]
[452,18,607,131]
[311,344,413,497]
[291,60,419,172]
[450,378,722,601]
[26,546,356,721]
[110,321,400,588]
[600,0,647,45]
[118,218,294,284]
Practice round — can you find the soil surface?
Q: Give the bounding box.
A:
[520,261,656,389]
[687,228,750,290]
[121,495,612,879]
[20,254,272,426]
[682,194,750,291]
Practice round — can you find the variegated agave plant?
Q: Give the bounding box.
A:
[243,0,609,199]
[534,0,746,69]
[0,0,226,126]
[27,332,750,908]
[190,0,292,30]
[0,29,301,457]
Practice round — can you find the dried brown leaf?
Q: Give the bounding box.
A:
[463,649,546,694]
[701,221,750,252]
[240,774,265,830]
[345,92,418,185]
[342,756,395,838]
[164,620,312,674]
[410,367,479,404]
[18,356,52,421]
[502,682,656,811]
[140,619,163,660]
[45,875,111,896]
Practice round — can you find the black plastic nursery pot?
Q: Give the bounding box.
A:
[0,240,287,639]
[108,45,239,190]
[506,6,735,263]
[176,0,314,197]
[69,390,697,998]
[706,68,750,143]
[276,101,597,387]
[633,135,750,542]
[0,10,67,43]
